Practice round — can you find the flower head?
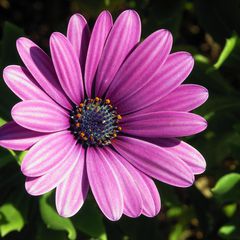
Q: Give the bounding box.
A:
[0,10,208,220]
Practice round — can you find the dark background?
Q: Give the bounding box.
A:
[0,0,240,239]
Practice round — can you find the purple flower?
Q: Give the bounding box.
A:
[0,10,208,221]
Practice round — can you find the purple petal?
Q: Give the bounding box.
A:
[86,147,123,221]
[114,52,194,115]
[140,84,209,114]
[50,32,84,104]
[147,138,206,174]
[67,13,90,73]
[11,100,69,132]
[16,37,72,109]
[0,121,49,151]
[25,144,82,196]
[56,147,89,217]
[21,131,76,177]
[102,147,142,217]
[85,11,113,97]
[114,154,161,216]
[121,111,207,138]
[3,65,54,103]
[107,30,173,105]
[95,10,141,97]
[140,174,161,217]
[112,136,194,187]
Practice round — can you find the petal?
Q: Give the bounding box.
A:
[139,174,161,217]
[107,30,173,105]
[56,148,89,217]
[50,32,84,104]
[25,143,81,196]
[110,153,160,216]
[16,37,72,109]
[85,11,113,97]
[86,147,123,221]
[95,10,141,97]
[67,13,90,73]
[11,100,69,132]
[102,147,142,217]
[121,111,207,138]
[112,136,194,187]
[3,65,54,103]
[140,84,209,114]
[147,138,206,174]
[0,121,49,151]
[125,163,161,216]
[114,52,194,115]
[21,131,76,177]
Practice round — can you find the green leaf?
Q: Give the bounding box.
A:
[17,151,27,165]
[0,203,24,237]
[72,198,107,240]
[214,33,238,69]
[223,203,237,218]
[0,117,6,127]
[212,173,240,202]
[219,224,240,239]
[39,193,77,240]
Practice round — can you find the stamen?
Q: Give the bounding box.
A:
[69,98,122,147]
[117,115,122,120]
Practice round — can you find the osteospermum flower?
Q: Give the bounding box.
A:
[0,10,208,221]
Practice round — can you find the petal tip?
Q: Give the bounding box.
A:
[16,37,31,50]
[50,31,63,42]
[106,213,122,221]
[120,9,141,23]
[16,37,26,45]
[201,118,208,130]
[21,162,35,177]
[10,104,17,119]
[57,208,73,218]
[143,207,161,218]
[196,165,206,175]
[69,13,87,23]
[25,179,39,196]
[2,66,12,82]
[201,87,209,102]
[100,10,112,17]
[183,52,195,65]
[179,174,195,188]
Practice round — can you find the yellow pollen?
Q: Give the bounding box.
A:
[75,122,80,128]
[83,137,88,141]
[95,97,100,102]
[117,115,122,120]
[118,126,122,131]
[79,103,84,108]
[113,133,117,138]
[80,132,85,137]
[105,99,111,104]
[76,113,81,118]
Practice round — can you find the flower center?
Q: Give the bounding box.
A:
[69,97,122,147]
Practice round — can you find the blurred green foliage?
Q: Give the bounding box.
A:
[0,0,240,239]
